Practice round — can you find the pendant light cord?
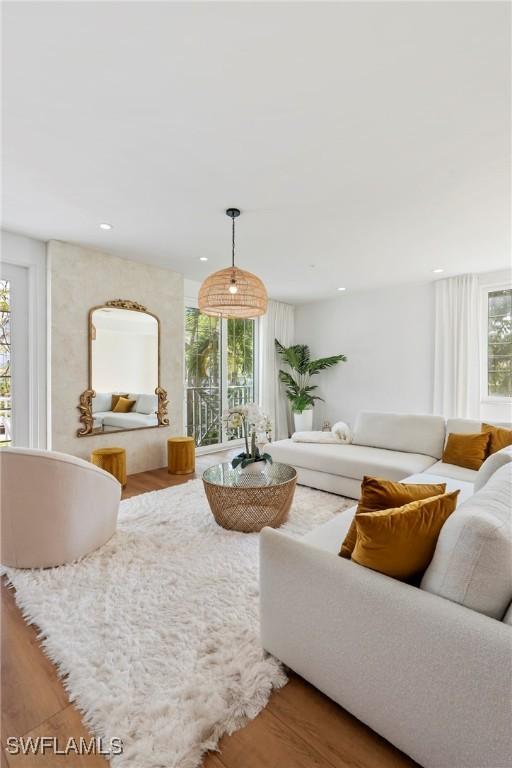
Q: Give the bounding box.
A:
[232,215,235,269]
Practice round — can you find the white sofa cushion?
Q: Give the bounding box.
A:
[302,506,356,554]
[92,392,112,413]
[265,440,436,482]
[303,472,473,556]
[474,446,512,492]
[426,460,477,483]
[135,394,158,415]
[102,412,158,429]
[446,417,512,436]
[353,412,445,458]
[503,602,512,626]
[403,472,474,504]
[421,463,512,619]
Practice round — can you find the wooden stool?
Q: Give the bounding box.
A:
[167,436,195,475]
[91,447,127,487]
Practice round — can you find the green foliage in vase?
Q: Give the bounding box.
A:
[275,339,346,414]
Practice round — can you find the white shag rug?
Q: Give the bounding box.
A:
[5,478,352,768]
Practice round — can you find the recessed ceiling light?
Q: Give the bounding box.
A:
[199,257,208,262]
[337,287,346,292]
[432,268,444,273]
[99,222,113,230]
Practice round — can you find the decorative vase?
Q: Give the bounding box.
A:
[293,409,313,432]
[238,460,266,475]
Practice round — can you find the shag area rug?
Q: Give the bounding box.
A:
[5,478,352,768]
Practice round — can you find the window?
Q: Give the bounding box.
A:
[0,280,11,445]
[485,287,512,398]
[226,318,255,439]
[185,308,256,447]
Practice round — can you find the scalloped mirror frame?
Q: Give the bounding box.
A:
[77,299,169,437]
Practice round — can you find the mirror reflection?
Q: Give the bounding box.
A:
[90,307,159,433]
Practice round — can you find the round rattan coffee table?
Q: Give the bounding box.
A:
[202,462,297,533]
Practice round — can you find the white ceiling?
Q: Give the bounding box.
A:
[3,1,510,303]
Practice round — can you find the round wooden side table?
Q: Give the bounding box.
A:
[91,447,127,487]
[167,436,195,475]
[202,462,297,532]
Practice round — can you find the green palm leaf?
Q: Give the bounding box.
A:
[307,354,347,375]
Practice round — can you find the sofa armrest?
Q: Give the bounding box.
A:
[260,528,512,768]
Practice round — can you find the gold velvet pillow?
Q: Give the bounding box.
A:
[111,393,129,410]
[482,423,512,455]
[352,490,459,581]
[112,396,136,413]
[339,476,447,559]
[442,432,490,470]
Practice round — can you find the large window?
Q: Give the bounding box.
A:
[185,308,256,447]
[485,287,512,399]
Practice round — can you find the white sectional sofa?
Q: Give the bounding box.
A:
[92,392,158,430]
[265,412,506,497]
[260,412,512,768]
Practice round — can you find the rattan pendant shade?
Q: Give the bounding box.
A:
[198,209,268,319]
[199,266,267,319]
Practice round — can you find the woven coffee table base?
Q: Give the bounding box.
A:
[203,476,297,533]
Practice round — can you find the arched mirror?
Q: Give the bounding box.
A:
[77,299,168,436]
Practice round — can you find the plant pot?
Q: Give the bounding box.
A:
[238,461,266,475]
[293,409,313,432]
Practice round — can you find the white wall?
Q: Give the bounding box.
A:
[294,282,435,429]
[0,230,47,447]
[49,241,184,473]
[184,278,200,308]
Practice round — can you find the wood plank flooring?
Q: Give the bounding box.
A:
[1,450,418,767]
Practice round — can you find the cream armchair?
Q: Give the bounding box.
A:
[1,448,121,568]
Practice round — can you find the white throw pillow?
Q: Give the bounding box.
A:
[135,394,158,415]
[92,392,112,414]
[474,446,512,492]
[421,463,512,619]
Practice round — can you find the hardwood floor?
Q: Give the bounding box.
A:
[1,451,418,768]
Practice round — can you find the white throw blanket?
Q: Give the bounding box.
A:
[292,421,352,445]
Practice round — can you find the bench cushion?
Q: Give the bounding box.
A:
[427,461,477,483]
[353,412,446,458]
[102,412,158,429]
[266,440,436,482]
[303,472,473,556]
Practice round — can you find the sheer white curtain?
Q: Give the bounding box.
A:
[433,274,480,418]
[259,300,295,440]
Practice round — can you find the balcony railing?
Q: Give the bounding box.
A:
[186,384,254,447]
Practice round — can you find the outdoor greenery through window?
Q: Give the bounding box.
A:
[0,281,11,445]
[487,288,512,397]
[185,307,256,447]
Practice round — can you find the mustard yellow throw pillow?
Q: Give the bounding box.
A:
[111,393,129,410]
[482,423,512,455]
[339,476,447,559]
[112,396,136,413]
[442,432,490,470]
[352,490,459,581]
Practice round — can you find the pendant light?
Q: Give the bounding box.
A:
[198,208,268,319]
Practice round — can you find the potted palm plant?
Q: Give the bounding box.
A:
[275,340,346,431]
